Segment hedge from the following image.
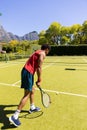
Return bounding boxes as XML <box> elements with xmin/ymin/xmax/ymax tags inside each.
<box><xmin>49</xmin><ymin>45</ymin><xmax>87</xmax><ymax>56</ymax></box>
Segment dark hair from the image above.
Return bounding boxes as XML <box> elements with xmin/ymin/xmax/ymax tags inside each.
<box><xmin>41</xmin><ymin>44</ymin><xmax>51</xmax><ymax>51</ymax></box>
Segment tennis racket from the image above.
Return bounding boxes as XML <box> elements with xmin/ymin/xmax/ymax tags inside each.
<box><xmin>36</xmin><ymin>82</ymin><xmax>51</xmax><ymax>108</ymax></box>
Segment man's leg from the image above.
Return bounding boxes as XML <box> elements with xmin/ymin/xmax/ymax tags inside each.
<box><xmin>30</xmin><ymin>87</ymin><xmax>35</xmax><ymax>105</ymax></box>
<box><xmin>9</xmin><ymin>89</ymin><xmax>30</xmax><ymax>126</ymax></box>
<box><xmin>29</xmin><ymin>87</ymin><xmax>41</xmax><ymax>113</ymax></box>
<box><xmin>18</xmin><ymin>89</ymin><xmax>30</xmax><ymax>110</ymax></box>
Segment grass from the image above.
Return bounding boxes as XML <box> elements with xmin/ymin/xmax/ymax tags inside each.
<box><xmin>0</xmin><ymin>56</ymin><xmax>87</xmax><ymax>130</ymax></box>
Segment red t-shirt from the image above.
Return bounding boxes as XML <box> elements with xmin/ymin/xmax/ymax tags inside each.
<box><xmin>24</xmin><ymin>50</ymin><xmax>43</xmax><ymax>75</ymax></box>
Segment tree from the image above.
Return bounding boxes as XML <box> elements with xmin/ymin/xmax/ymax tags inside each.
<box><xmin>38</xmin><ymin>30</ymin><xmax>48</xmax><ymax>45</ymax></box>
<box><xmin>45</xmin><ymin>22</ymin><xmax>61</xmax><ymax>45</ymax></box>
<box><xmin>81</xmin><ymin>20</ymin><xmax>87</xmax><ymax>44</ymax></box>
<box><xmin>60</xmin><ymin>26</ymin><xmax>71</xmax><ymax>45</ymax></box>
<box><xmin>70</xmin><ymin>24</ymin><xmax>82</xmax><ymax>44</ymax></box>
<box><xmin>9</xmin><ymin>40</ymin><xmax>19</xmax><ymax>52</ymax></box>
<box><xmin>9</xmin><ymin>40</ymin><xmax>19</xmax><ymax>46</ymax></box>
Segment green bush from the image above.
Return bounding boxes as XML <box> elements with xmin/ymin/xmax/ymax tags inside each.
<box><xmin>49</xmin><ymin>45</ymin><xmax>87</xmax><ymax>56</ymax></box>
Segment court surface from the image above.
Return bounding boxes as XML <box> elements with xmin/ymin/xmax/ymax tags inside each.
<box><xmin>0</xmin><ymin>56</ymin><xmax>87</xmax><ymax>130</ymax></box>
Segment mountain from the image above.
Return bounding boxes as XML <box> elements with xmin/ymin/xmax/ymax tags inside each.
<box><xmin>0</xmin><ymin>25</ymin><xmax>39</xmax><ymax>42</ymax></box>
<box><xmin>0</xmin><ymin>25</ymin><xmax>11</xmax><ymax>42</ymax></box>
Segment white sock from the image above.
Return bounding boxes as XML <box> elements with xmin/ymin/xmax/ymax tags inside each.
<box><xmin>13</xmin><ymin>110</ymin><xmax>21</xmax><ymax>119</ymax></box>
<box><xmin>30</xmin><ymin>103</ymin><xmax>35</xmax><ymax>110</ymax></box>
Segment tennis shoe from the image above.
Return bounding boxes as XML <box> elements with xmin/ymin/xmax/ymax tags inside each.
<box><xmin>9</xmin><ymin>116</ymin><xmax>21</xmax><ymax>127</ymax></box>
<box><xmin>29</xmin><ymin>107</ymin><xmax>41</xmax><ymax>114</ymax></box>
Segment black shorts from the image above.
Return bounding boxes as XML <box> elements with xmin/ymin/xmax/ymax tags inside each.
<box><xmin>21</xmin><ymin>68</ymin><xmax>34</xmax><ymax>91</ymax></box>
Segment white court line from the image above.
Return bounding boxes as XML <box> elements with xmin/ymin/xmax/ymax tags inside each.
<box><xmin>0</xmin><ymin>63</ymin><xmax>9</xmax><ymax>67</ymax></box>
<box><xmin>0</xmin><ymin>82</ymin><xmax>87</xmax><ymax>99</ymax></box>
<box><xmin>82</xmin><ymin>57</ymin><xmax>87</xmax><ymax>63</ymax></box>
<box><xmin>0</xmin><ymin>63</ymin><xmax>10</xmax><ymax>67</ymax></box>
<box><xmin>0</xmin><ymin>63</ymin><xmax>20</xmax><ymax>68</ymax></box>
<box><xmin>12</xmin><ymin>59</ymin><xmax>59</xmax><ymax>86</ymax></box>
<box><xmin>44</xmin><ymin>89</ymin><xmax>87</xmax><ymax>98</ymax></box>
<box><xmin>1</xmin><ymin>58</ymin><xmax>87</xmax><ymax>98</ymax></box>
<box><xmin>42</xmin><ymin>60</ymin><xmax>58</xmax><ymax>69</ymax></box>
<box><xmin>0</xmin><ymin>82</ymin><xmax>19</xmax><ymax>87</ymax></box>
<box><xmin>12</xmin><ymin>80</ymin><xmax>21</xmax><ymax>86</ymax></box>
<box><xmin>0</xmin><ymin>61</ymin><xmax>24</xmax><ymax>69</ymax></box>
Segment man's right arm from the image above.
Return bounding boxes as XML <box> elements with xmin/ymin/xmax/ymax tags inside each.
<box><xmin>36</xmin><ymin>53</ymin><xmax>45</xmax><ymax>86</ymax></box>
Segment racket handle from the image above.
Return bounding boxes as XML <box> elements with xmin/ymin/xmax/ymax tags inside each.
<box><xmin>36</xmin><ymin>82</ymin><xmax>42</xmax><ymax>91</ymax></box>
<box><xmin>36</xmin><ymin>81</ymin><xmax>40</xmax><ymax>87</ymax></box>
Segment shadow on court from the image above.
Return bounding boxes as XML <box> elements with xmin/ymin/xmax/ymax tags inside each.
<box><xmin>65</xmin><ymin>68</ymin><xmax>87</xmax><ymax>71</ymax></box>
<box><xmin>0</xmin><ymin>104</ymin><xmax>17</xmax><ymax>129</ymax></box>
<box><xmin>0</xmin><ymin>104</ymin><xmax>43</xmax><ymax>129</ymax></box>
<box><xmin>19</xmin><ymin>110</ymin><xmax>43</xmax><ymax>119</ymax></box>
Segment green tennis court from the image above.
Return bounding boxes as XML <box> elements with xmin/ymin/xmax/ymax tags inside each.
<box><xmin>0</xmin><ymin>56</ymin><xmax>87</xmax><ymax>130</ymax></box>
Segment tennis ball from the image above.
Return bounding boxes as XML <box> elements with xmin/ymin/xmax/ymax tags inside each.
<box><xmin>56</xmin><ymin>92</ymin><xmax>59</xmax><ymax>95</ymax></box>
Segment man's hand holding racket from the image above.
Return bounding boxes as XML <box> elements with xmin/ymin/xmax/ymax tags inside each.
<box><xmin>36</xmin><ymin>80</ymin><xmax>41</xmax><ymax>87</ymax></box>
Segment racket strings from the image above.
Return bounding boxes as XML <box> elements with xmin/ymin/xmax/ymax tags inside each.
<box><xmin>42</xmin><ymin>93</ymin><xmax>50</xmax><ymax>107</ymax></box>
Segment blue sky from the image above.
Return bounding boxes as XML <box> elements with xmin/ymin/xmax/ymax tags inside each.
<box><xmin>0</xmin><ymin>0</ymin><xmax>87</xmax><ymax>36</ymax></box>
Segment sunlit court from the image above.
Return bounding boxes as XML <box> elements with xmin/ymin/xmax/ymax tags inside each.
<box><xmin>0</xmin><ymin>56</ymin><xmax>87</xmax><ymax>130</ymax></box>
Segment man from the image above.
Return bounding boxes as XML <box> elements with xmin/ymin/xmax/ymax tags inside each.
<box><xmin>9</xmin><ymin>44</ymin><xmax>51</xmax><ymax>127</ymax></box>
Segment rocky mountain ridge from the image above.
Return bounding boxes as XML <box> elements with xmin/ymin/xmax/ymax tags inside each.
<box><xmin>0</xmin><ymin>25</ymin><xmax>39</xmax><ymax>42</ymax></box>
